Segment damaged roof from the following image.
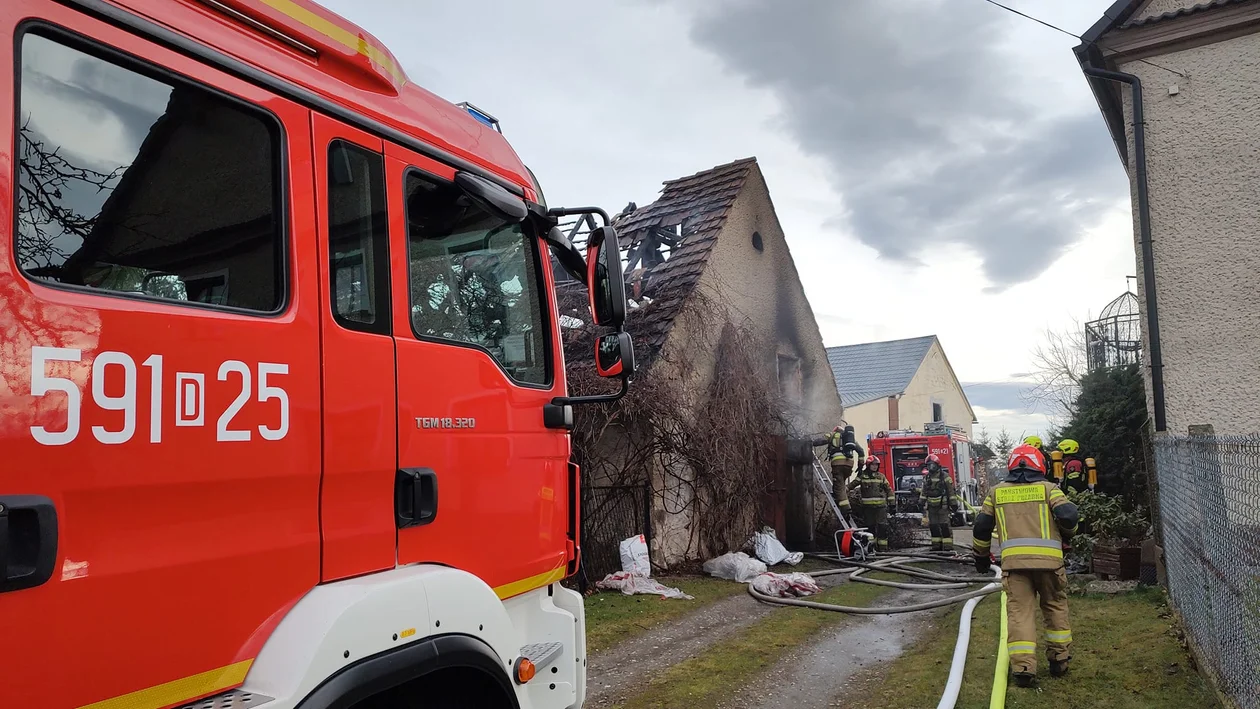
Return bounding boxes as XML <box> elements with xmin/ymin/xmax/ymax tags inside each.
<box><xmin>826</xmin><ymin>336</ymin><xmax>937</xmax><ymax>407</ymax></box>
<box><xmin>610</xmin><ymin>157</ymin><xmax>758</xmax><ymax>354</ymax></box>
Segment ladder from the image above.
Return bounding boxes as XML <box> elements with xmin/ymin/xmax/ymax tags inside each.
<box><xmin>812</xmin><ymin>454</ymin><xmax>852</xmax><ymax>530</ymax></box>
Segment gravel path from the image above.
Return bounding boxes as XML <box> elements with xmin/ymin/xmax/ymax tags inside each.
<box><xmin>583</xmin><ymin>591</ymin><xmax>778</xmax><ymax>707</ymax></box>
<box><xmin>717</xmin><ymin>590</ymin><xmax>944</xmax><ymax>709</ymax></box>
<box><xmin>584</xmin><ymin>573</ymin><xmax>853</xmax><ymax>708</ymax></box>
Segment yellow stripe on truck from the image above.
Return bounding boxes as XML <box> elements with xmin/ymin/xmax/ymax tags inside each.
<box><xmin>78</xmin><ymin>660</ymin><xmax>252</xmax><ymax>709</ymax></box>
<box><xmin>257</xmin><ymin>0</ymin><xmax>407</xmax><ymax>85</ymax></box>
<box><xmin>493</xmin><ymin>565</ymin><xmax>567</xmax><ymax>600</ymax></box>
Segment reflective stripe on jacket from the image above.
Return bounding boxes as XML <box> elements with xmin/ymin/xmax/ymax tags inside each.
<box><xmin>980</xmin><ymin>481</ymin><xmax>1071</xmax><ymax>570</ymax></box>
<box><xmin>849</xmin><ymin>470</ymin><xmax>894</xmax><ymax>506</ymax></box>
<box><xmin>922</xmin><ymin>471</ymin><xmax>954</xmax><ymax>509</ymax></box>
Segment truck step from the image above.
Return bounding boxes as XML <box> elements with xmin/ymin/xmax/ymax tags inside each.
<box><xmin>177</xmin><ymin>690</ymin><xmax>274</xmax><ymax>709</ymax></box>
<box><xmin>519</xmin><ymin>641</ymin><xmax>564</xmax><ymax>670</ymax></box>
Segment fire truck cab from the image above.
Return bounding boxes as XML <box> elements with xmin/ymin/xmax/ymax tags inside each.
<box><xmin>0</xmin><ymin>1</ymin><xmax>631</xmax><ymax>707</ymax></box>
<box><xmin>867</xmin><ymin>423</ymin><xmax>977</xmax><ymax>521</ymax></box>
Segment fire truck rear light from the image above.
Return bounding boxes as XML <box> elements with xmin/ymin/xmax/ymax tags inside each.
<box><xmin>514</xmin><ymin>658</ymin><xmax>536</xmax><ymax>684</ymax></box>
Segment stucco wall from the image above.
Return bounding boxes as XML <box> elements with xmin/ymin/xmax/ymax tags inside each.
<box><xmin>645</xmin><ymin>164</ymin><xmax>846</xmax><ymax>564</ymax></box>
<box><xmin>1133</xmin><ymin>0</ymin><xmax>1199</xmax><ymax>22</ymax></box>
<box><xmin>1116</xmin><ymin>31</ymin><xmax>1260</xmax><ymax>434</ymax></box>
<box><xmin>696</xmin><ymin>164</ymin><xmax>846</xmax><ymax>438</ymax></box>
<box><xmin>899</xmin><ymin>342</ymin><xmax>975</xmax><ymax>440</ymax></box>
<box><xmin>844</xmin><ymin>398</ymin><xmax>893</xmax><ymax>453</ymax></box>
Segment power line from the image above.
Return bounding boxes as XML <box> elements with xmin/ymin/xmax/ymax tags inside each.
<box><xmin>979</xmin><ymin>0</ymin><xmax>1080</xmax><ymax>41</ymax></box>
<box><xmin>976</xmin><ymin>0</ymin><xmax>1188</xmax><ymax>79</ymax></box>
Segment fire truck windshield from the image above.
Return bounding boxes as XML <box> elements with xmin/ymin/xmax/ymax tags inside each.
<box><xmin>405</xmin><ymin>171</ymin><xmax>551</xmax><ymax>385</ymax></box>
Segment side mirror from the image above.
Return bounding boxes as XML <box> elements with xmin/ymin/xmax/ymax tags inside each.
<box><xmin>454</xmin><ymin>171</ymin><xmax>528</xmax><ymax>223</ymax></box>
<box><xmin>595</xmin><ymin>332</ymin><xmax>635</xmax><ymax>379</ymax></box>
<box><xmin>546</xmin><ymin>226</ymin><xmax>588</xmax><ymax>285</ymax></box>
<box><xmin>586</xmin><ymin>225</ymin><xmax>626</xmax><ymax>328</ymax></box>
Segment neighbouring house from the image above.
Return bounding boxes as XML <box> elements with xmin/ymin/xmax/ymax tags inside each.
<box><xmin>825</xmin><ymin>335</ymin><xmax>976</xmax><ymax>448</ymax></box>
<box><xmin>1077</xmin><ymin>6</ymin><xmax>1260</xmax><ymax>704</ymax></box>
<box><xmin>1076</xmin><ymin>0</ymin><xmax>1260</xmax><ymax>435</ymax></box>
<box><xmin>559</xmin><ymin>157</ymin><xmax>845</xmax><ymax>570</ymax></box>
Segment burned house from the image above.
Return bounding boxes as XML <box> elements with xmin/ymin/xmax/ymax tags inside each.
<box><xmin>558</xmin><ymin>158</ymin><xmax>844</xmax><ymax>570</ymax></box>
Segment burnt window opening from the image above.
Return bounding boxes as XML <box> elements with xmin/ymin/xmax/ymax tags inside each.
<box><xmin>777</xmin><ymin>354</ymin><xmax>802</xmax><ymax>405</ymax></box>
<box><xmin>752</xmin><ymin>231</ymin><xmax>764</xmax><ymax>252</ymax></box>
<box><xmin>932</xmin><ymin>402</ymin><xmax>944</xmax><ymax>423</ymax></box>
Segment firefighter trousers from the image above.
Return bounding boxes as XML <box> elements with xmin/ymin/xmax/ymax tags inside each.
<box><xmin>1003</xmin><ymin>568</ymin><xmax>1072</xmax><ymax>675</ymax></box>
<box><xmin>927</xmin><ymin>506</ymin><xmax>952</xmax><ymax>551</ymax></box>
<box><xmin>856</xmin><ymin>505</ymin><xmax>890</xmax><ymax>551</ymax></box>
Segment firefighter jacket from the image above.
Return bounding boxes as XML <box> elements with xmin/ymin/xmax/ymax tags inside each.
<box><xmin>972</xmin><ymin>471</ymin><xmax>1079</xmax><ymax>571</ymax></box>
<box><xmin>826</xmin><ymin>431</ymin><xmax>846</xmax><ymax>463</ymax></box>
<box><xmin>922</xmin><ymin>468</ymin><xmax>955</xmax><ymax>510</ymax></box>
<box><xmin>848</xmin><ymin>468</ymin><xmax>895</xmax><ymax>508</ymax></box>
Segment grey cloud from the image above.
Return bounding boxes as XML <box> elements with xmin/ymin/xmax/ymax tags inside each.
<box><xmin>688</xmin><ymin>0</ymin><xmax>1125</xmax><ymax>288</ymax></box>
<box><xmin>962</xmin><ymin>381</ymin><xmax>1034</xmax><ymax>412</ymax></box>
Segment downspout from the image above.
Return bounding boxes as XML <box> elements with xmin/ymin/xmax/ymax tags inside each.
<box><xmin>1081</xmin><ymin>66</ymin><xmax>1167</xmax><ymax>432</ymax></box>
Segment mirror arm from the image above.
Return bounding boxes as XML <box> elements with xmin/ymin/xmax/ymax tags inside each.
<box><xmin>551</xmin><ymin>376</ymin><xmax>629</xmax><ymax>406</ymax></box>
<box><xmin>547</xmin><ymin>206</ymin><xmax>611</xmax><ymax>226</ymax></box>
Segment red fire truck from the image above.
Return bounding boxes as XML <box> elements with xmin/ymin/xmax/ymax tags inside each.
<box><xmin>0</xmin><ymin>1</ymin><xmax>633</xmax><ymax>707</ymax></box>
<box><xmin>867</xmin><ymin>423</ymin><xmax>977</xmax><ymax>519</ymax></box>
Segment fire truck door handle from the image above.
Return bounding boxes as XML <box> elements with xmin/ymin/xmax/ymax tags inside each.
<box><xmin>395</xmin><ymin>469</ymin><xmax>438</xmax><ymax>529</ymax></box>
<box><xmin>0</xmin><ymin>495</ymin><xmax>58</xmax><ymax>594</ymax></box>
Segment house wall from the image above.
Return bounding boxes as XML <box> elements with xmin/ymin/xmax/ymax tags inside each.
<box><xmin>694</xmin><ymin>164</ymin><xmax>846</xmax><ymax>438</ymax></box>
<box><xmin>844</xmin><ymin>398</ymin><xmax>894</xmax><ymax>454</ymax></box>
<box><xmin>645</xmin><ymin>165</ymin><xmax>846</xmax><ymax>565</ymax></box>
<box><xmin>900</xmin><ymin>342</ymin><xmax>975</xmax><ymax>440</ymax></box>
<box><xmin>1115</xmin><ymin>30</ymin><xmax>1260</xmax><ymax>434</ymax></box>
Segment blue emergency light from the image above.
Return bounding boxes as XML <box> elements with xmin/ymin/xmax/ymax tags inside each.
<box><xmin>456</xmin><ymin>102</ymin><xmax>502</xmax><ymax>133</ymax></box>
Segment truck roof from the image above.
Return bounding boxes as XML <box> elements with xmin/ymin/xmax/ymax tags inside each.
<box><xmin>111</xmin><ymin>0</ymin><xmax>536</xmax><ymax>197</ymax></box>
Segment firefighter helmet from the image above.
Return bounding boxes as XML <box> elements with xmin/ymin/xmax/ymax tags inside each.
<box><xmin>1058</xmin><ymin>439</ymin><xmax>1080</xmax><ymax>455</ymax></box>
<box><xmin>1023</xmin><ymin>435</ymin><xmax>1043</xmax><ymax>449</ymax></box>
<box><xmin>1008</xmin><ymin>444</ymin><xmax>1046</xmax><ymax>474</ymax></box>
<box><xmin>926</xmin><ymin>453</ymin><xmax>941</xmax><ymax>466</ymax></box>
<box><xmin>867</xmin><ymin>455</ymin><xmax>881</xmax><ymax>471</ymax></box>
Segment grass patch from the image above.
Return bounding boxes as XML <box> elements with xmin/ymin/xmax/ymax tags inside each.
<box><xmin>852</xmin><ymin>585</ymin><xmax>1220</xmax><ymax>709</ymax></box>
<box><xmin>614</xmin><ymin>576</ymin><xmax>896</xmax><ymax>709</ymax></box>
<box><xmin>584</xmin><ymin>575</ymin><xmax>747</xmax><ymax>654</ymax></box>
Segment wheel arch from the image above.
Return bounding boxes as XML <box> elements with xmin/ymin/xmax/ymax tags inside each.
<box><xmin>295</xmin><ymin>633</ymin><xmax>519</xmax><ymax>709</ymax></box>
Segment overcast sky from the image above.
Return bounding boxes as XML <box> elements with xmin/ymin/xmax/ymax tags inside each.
<box><xmin>325</xmin><ymin>0</ymin><xmax>1136</xmax><ymax>438</ymax></box>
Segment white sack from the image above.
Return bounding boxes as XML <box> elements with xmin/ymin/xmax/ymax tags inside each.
<box><xmin>596</xmin><ymin>571</ymin><xmax>694</xmax><ymax>600</ymax></box>
<box><xmin>784</xmin><ymin>551</ymin><xmax>805</xmax><ymax>565</ymax></box>
<box><xmin>751</xmin><ymin>572</ymin><xmax>823</xmax><ymax>598</ymax></box>
<box><xmin>752</xmin><ymin>527</ymin><xmax>791</xmax><ymax>566</ymax></box>
<box><xmin>702</xmin><ymin>551</ymin><xmax>767</xmax><ymax>583</ymax></box>
<box><xmin>619</xmin><ymin>534</ymin><xmax>651</xmax><ymax>577</ymax></box>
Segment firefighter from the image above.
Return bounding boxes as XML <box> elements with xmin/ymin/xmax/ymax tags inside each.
<box><xmin>974</xmin><ymin>444</ymin><xmax>1080</xmax><ymax>688</ymax></box>
<box><xmin>848</xmin><ymin>455</ymin><xmax>895</xmax><ymax>552</ymax></box>
<box><xmin>1057</xmin><ymin>439</ymin><xmax>1092</xmax><ymax>493</ymax></box>
<box><xmin>921</xmin><ymin>453</ymin><xmax>957</xmax><ymax>552</ymax></box>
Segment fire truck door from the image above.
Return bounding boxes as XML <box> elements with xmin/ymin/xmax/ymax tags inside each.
<box><xmin>312</xmin><ymin>115</ymin><xmax>397</xmax><ymax>580</ymax></box>
<box><xmin>385</xmin><ymin>144</ymin><xmax>569</xmax><ymax>597</ymax></box>
<box><xmin>1</xmin><ymin>12</ymin><xmax>321</xmax><ymax>706</ymax></box>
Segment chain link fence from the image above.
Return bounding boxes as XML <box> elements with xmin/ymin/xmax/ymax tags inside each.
<box><xmin>1154</xmin><ymin>435</ymin><xmax>1260</xmax><ymax>708</ymax></box>
<box><xmin>577</xmin><ymin>484</ymin><xmax>652</xmax><ymax>591</ymax></box>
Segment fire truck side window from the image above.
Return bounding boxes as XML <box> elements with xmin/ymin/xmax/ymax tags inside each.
<box><xmin>328</xmin><ymin>141</ymin><xmax>389</xmax><ymax>333</ymax></box>
<box><xmin>14</xmin><ymin>31</ymin><xmax>284</xmax><ymax>312</ymax></box>
<box><xmin>404</xmin><ymin>171</ymin><xmax>550</xmax><ymax>386</ymax></box>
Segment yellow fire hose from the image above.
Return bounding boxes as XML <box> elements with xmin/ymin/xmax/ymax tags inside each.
<box><xmin>990</xmin><ymin>590</ymin><xmax>1009</xmax><ymax>708</ymax></box>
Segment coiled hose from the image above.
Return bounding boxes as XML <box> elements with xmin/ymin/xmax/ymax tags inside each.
<box><xmin>747</xmin><ymin>552</ymin><xmax>999</xmax><ymax>614</ymax></box>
